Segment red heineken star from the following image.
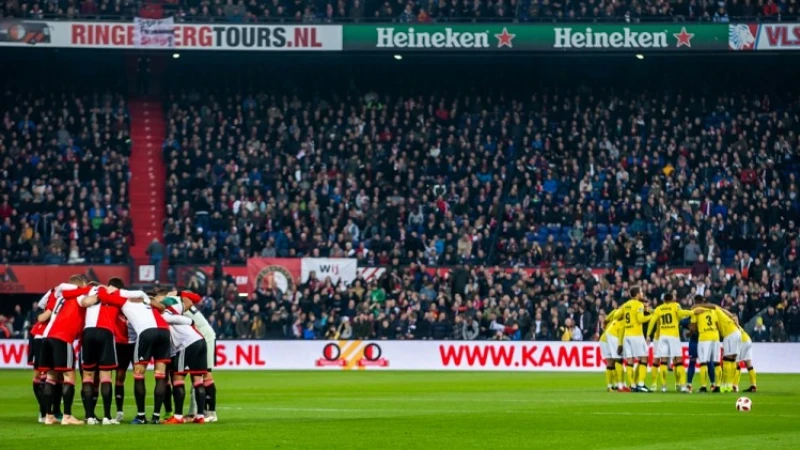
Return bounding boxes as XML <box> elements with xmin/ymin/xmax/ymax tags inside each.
<box><xmin>495</xmin><ymin>27</ymin><xmax>515</xmax><ymax>48</ymax></box>
<box><xmin>674</xmin><ymin>27</ymin><xmax>694</xmax><ymax>48</ymax></box>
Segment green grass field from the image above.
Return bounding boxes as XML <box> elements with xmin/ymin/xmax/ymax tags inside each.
<box><xmin>0</xmin><ymin>371</ymin><xmax>798</xmax><ymax>449</ymax></box>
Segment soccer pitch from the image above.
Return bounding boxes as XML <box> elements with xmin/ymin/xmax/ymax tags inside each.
<box><xmin>1</xmin><ymin>371</ymin><xmax>799</xmax><ymax>449</ymax></box>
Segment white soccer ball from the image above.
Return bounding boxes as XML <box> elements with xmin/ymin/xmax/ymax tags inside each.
<box><xmin>736</xmin><ymin>397</ymin><xmax>752</xmax><ymax>412</ymax></box>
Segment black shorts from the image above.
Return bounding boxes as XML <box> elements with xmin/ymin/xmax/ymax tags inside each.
<box><xmin>39</xmin><ymin>338</ymin><xmax>75</xmax><ymax>372</ymax></box>
<box><xmin>28</xmin><ymin>337</ymin><xmax>42</xmax><ymax>368</ymax></box>
<box><xmin>171</xmin><ymin>340</ymin><xmax>208</xmax><ymax>375</ymax></box>
<box><xmin>82</xmin><ymin>328</ymin><xmax>117</xmax><ymax>370</ymax></box>
<box><xmin>116</xmin><ymin>343</ymin><xmax>135</xmax><ymax>371</ymax></box>
<box><xmin>135</xmin><ymin>328</ymin><xmax>171</xmax><ymax>365</ymax></box>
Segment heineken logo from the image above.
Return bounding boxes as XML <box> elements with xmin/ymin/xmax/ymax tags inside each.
<box><xmin>376</xmin><ymin>27</ymin><xmax>516</xmax><ymax>49</ymax></box>
<box><xmin>553</xmin><ymin>27</ymin><xmax>695</xmax><ymax>49</ymax></box>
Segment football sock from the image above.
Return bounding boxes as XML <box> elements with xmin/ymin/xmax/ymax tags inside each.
<box><xmin>650</xmin><ymin>364</ymin><xmax>660</xmax><ymax>386</ymax></box>
<box><xmin>92</xmin><ymin>376</ymin><xmax>99</xmax><ymax>408</ymax></box>
<box><xmin>707</xmin><ymin>360</ymin><xmax>716</xmax><ymax>385</ymax></box>
<box><xmin>101</xmin><ymin>382</ymin><xmax>112</xmax><ymax>419</ymax></box>
<box><xmin>748</xmin><ymin>366</ymin><xmax>757</xmax><ymax>387</ymax></box>
<box><xmin>205</xmin><ymin>382</ymin><xmax>216</xmax><ymax>412</ymax></box>
<box><xmin>134</xmin><ymin>376</ymin><xmax>146</xmax><ymax>416</ymax></box>
<box><xmin>173</xmin><ymin>383</ymin><xmax>185</xmax><ymax>416</ymax></box>
<box><xmin>675</xmin><ymin>362</ymin><xmax>686</xmax><ymax>386</ymax></box>
<box><xmin>614</xmin><ymin>362</ymin><xmax>624</xmax><ymax>388</ymax></box>
<box><xmin>81</xmin><ymin>381</ymin><xmax>95</xmax><ymax>418</ymax></box>
<box><xmin>164</xmin><ymin>383</ymin><xmax>173</xmax><ymax>414</ymax></box>
<box><xmin>659</xmin><ymin>364</ymin><xmax>668</xmax><ymax>387</ymax></box>
<box><xmin>714</xmin><ymin>363</ymin><xmax>721</xmax><ymax>385</ymax></box>
<box><xmin>33</xmin><ymin>379</ymin><xmax>42</xmax><ymax>416</ymax></box>
<box><xmin>153</xmin><ymin>376</ymin><xmax>167</xmax><ymax>417</ymax></box>
<box><xmin>62</xmin><ymin>381</ymin><xmax>75</xmax><ymax>416</ymax></box>
<box><xmin>733</xmin><ymin>364</ymin><xmax>742</xmax><ymax>387</ymax></box>
<box><xmin>636</xmin><ymin>363</ymin><xmax>647</xmax><ymax>386</ymax></box>
<box><xmin>42</xmin><ymin>380</ymin><xmax>55</xmax><ymax>416</ymax></box>
<box><xmin>605</xmin><ymin>368</ymin><xmax>613</xmax><ymax>387</ymax></box>
<box><xmin>700</xmin><ymin>365</ymin><xmax>708</xmax><ymax>387</ymax></box>
<box><xmin>723</xmin><ymin>360</ymin><xmax>734</xmax><ymax>388</ymax></box>
<box><xmin>687</xmin><ymin>360</ymin><xmax>696</xmax><ymax>385</ymax></box>
<box><xmin>115</xmin><ymin>383</ymin><xmax>125</xmax><ymax>412</ymax></box>
<box><xmin>53</xmin><ymin>382</ymin><xmax>63</xmax><ymax>415</ymax></box>
<box><xmin>626</xmin><ymin>365</ymin><xmax>634</xmax><ymax>387</ymax></box>
<box><xmin>194</xmin><ymin>383</ymin><xmax>207</xmax><ymax>418</ymax></box>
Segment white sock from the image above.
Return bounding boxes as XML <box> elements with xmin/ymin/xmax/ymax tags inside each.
<box><xmin>175</xmin><ymin>414</ymin><xmax>183</xmax><ymax>420</ymax></box>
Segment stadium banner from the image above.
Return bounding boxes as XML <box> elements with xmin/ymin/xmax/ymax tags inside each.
<box><xmin>728</xmin><ymin>23</ymin><xmax>800</xmax><ymax>51</ymax></box>
<box><xmin>343</xmin><ymin>24</ymin><xmax>727</xmax><ymax>51</ymax></box>
<box><xmin>0</xmin><ymin>20</ymin><xmax>342</xmax><ymax>50</ymax></box>
<box><xmin>176</xmin><ymin>265</ymin><xmax>735</xmax><ymax>293</ymax></box>
<box><xmin>0</xmin><ymin>265</ymin><xmax>129</xmax><ymax>294</ymax></box>
<box><xmin>2</xmin><ymin>340</ymin><xmax>798</xmax><ymax>372</ymax></box>
<box><xmin>246</xmin><ymin>258</ymin><xmax>358</xmax><ymax>293</ymax></box>
<box><xmin>133</xmin><ymin>16</ymin><xmax>175</xmax><ymax>48</ymax></box>
<box><xmin>300</xmin><ymin>258</ymin><xmax>357</xmax><ymax>284</ymax></box>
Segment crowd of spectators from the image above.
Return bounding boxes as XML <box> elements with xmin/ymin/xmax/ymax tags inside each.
<box><xmin>1</xmin><ymin>0</ymin><xmax>795</xmax><ymax>22</ymax></box>
<box><xmin>183</xmin><ymin>263</ymin><xmax>800</xmax><ymax>342</ymax></box>
<box><xmin>158</xmin><ymin>60</ymin><xmax>800</xmax><ymax>341</ymax></box>
<box><xmin>0</xmin><ymin>88</ymin><xmax>132</xmax><ymax>265</ymax></box>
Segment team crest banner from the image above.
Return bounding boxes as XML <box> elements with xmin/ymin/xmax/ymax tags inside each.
<box><xmin>247</xmin><ymin>258</ymin><xmax>358</xmax><ymax>295</ymax></box>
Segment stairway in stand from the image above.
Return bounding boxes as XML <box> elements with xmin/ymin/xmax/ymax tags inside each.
<box><xmin>128</xmin><ymin>99</ymin><xmax>166</xmax><ymax>273</ymax></box>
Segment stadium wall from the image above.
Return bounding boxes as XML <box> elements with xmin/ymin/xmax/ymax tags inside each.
<box><xmin>2</xmin><ymin>340</ymin><xmax>798</xmax><ymax>373</ymax></box>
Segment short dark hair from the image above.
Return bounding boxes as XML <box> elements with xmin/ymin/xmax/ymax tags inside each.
<box><xmin>694</xmin><ymin>295</ymin><xmax>705</xmax><ymax>304</ymax></box>
<box><xmin>630</xmin><ymin>286</ymin><xmax>641</xmax><ymax>298</ymax></box>
<box><xmin>107</xmin><ymin>277</ymin><xmax>125</xmax><ymax>289</ymax></box>
<box><xmin>664</xmin><ymin>293</ymin><xmax>674</xmax><ymax>302</ymax></box>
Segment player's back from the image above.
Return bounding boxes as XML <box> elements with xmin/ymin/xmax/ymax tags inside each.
<box><xmin>185</xmin><ymin>306</ymin><xmax>215</xmax><ymax>340</ymax></box>
<box><xmin>619</xmin><ymin>299</ymin><xmax>646</xmax><ymax>336</ymax></box>
<box><xmin>44</xmin><ymin>287</ymin><xmax>89</xmax><ymax>342</ymax></box>
<box><xmin>714</xmin><ymin>308</ymin><xmax>738</xmax><ymax>337</ymax></box>
<box><xmin>693</xmin><ymin>309</ymin><xmax>719</xmax><ymax>341</ymax></box>
<box><xmin>654</xmin><ymin>302</ymin><xmax>684</xmax><ymax>338</ymax></box>
<box><xmin>122</xmin><ymin>301</ymin><xmax>167</xmax><ymax>335</ymax></box>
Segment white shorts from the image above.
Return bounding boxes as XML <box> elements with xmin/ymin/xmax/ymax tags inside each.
<box><xmin>601</xmin><ymin>334</ymin><xmax>620</xmax><ymax>360</ymax></box>
<box><xmin>722</xmin><ymin>331</ymin><xmax>741</xmax><ymax>357</ymax></box>
<box><xmin>737</xmin><ymin>341</ymin><xmax>752</xmax><ymax>363</ymax></box>
<box><xmin>697</xmin><ymin>341</ymin><xmax>717</xmax><ymax>363</ymax></box>
<box><xmin>623</xmin><ymin>336</ymin><xmax>648</xmax><ymax>359</ymax></box>
<box><xmin>656</xmin><ymin>336</ymin><xmax>682</xmax><ymax>359</ymax></box>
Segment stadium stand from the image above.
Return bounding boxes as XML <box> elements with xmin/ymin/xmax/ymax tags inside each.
<box><xmin>0</xmin><ymin>86</ymin><xmax>132</xmax><ymax>265</ymax></box>
<box><xmin>159</xmin><ymin>57</ymin><xmax>800</xmax><ymax>341</ymax></box>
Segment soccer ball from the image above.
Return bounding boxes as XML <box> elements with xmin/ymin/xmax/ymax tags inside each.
<box><xmin>736</xmin><ymin>397</ymin><xmax>752</xmax><ymax>412</ymax></box>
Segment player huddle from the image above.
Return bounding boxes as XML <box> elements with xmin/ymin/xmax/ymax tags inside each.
<box><xmin>28</xmin><ymin>275</ymin><xmax>219</xmax><ymax>425</ymax></box>
<box><xmin>599</xmin><ymin>287</ymin><xmax>758</xmax><ymax>394</ymax></box>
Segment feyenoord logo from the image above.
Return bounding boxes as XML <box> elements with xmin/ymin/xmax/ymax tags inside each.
<box><xmin>255</xmin><ymin>265</ymin><xmax>295</xmax><ymax>293</ymax></box>
<box><xmin>316</xmin><ymin>342</ymin><xmax>389</xmax><ymax>369</ymax></box>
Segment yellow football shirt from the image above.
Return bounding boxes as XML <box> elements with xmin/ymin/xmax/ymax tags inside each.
<box><xmin>616</xmin><ymin>299</ymin><xmax>650</xmax><ymax>337</ymax></box>
<box><xmin>739</xmin><ymin>326</ymin><xmax>751</xmax><ymax>343</ymax></box>
<box><xmin>714</xmin><ymin>308</ymin><xmax>739</xmax><ymax>338</ymax></box>
<box><xmin>647</xmin><ymin>302</ymin><xmax>693</xmax><ymax>338</ymax></box>
<box><xmin>692</xmin><ymin>309</ymin><xmax>720</xmax><ymax>342</ymax></box>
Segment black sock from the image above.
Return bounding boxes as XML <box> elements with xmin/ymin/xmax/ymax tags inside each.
<box><xmin>194</xmin><ymin>385</ymin><xmax>206</xmax><ymax>417</ymax></box>
<box><xmin>42</xmin><ymin>381</ymin><xmax>55</xmax><ymax>416</ymax></box>
<box><xmin>81</xmin><ymin>381</ymin><xmax>95</xmax><ymax>419</ymax></box>
<box><xmin>101</xmin><ymin>382</ymin><xmax>112</xmax><ymax>419</ymax></box>
<box><xmin>173</xmin><ymin>385</ymin><xmax>185</xmax><ymax>416</ymax></box>
<box><xmin>115</xmin><ymin>384</ymin><xmax>125</xmax><ymax>413</ymax></box>
<box><xmin>33</xmin><ymin>381</ymin><xmax>42</xmax><ymax>416</ymax></box>
<box><xmin>62</xmin><ymin>383</ymin><xmax>75</xmax><ymax>416</ymax></box>
<box><xmin>153</xmin><ymin>377</ymin><xmax>166</xmax><ymax>418</ymax></box>
<box><xmin>164</xmin><ymin>383</ymin><xmax>173</xmax><ymax>414</ymax></box>
<box><xmin>53</xmin><ymin>382</ymin><xmax>63</xmax><ymax>415</ymax></box>
<box><xmin>134</xmin><ymin>378</ymin><xmax>146</xmax><ymax>416</ymax></box>
<box><xmin>206</xmin><ymin>382</ymin><xmax>216</xmax><ymax>411</ymax></box>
